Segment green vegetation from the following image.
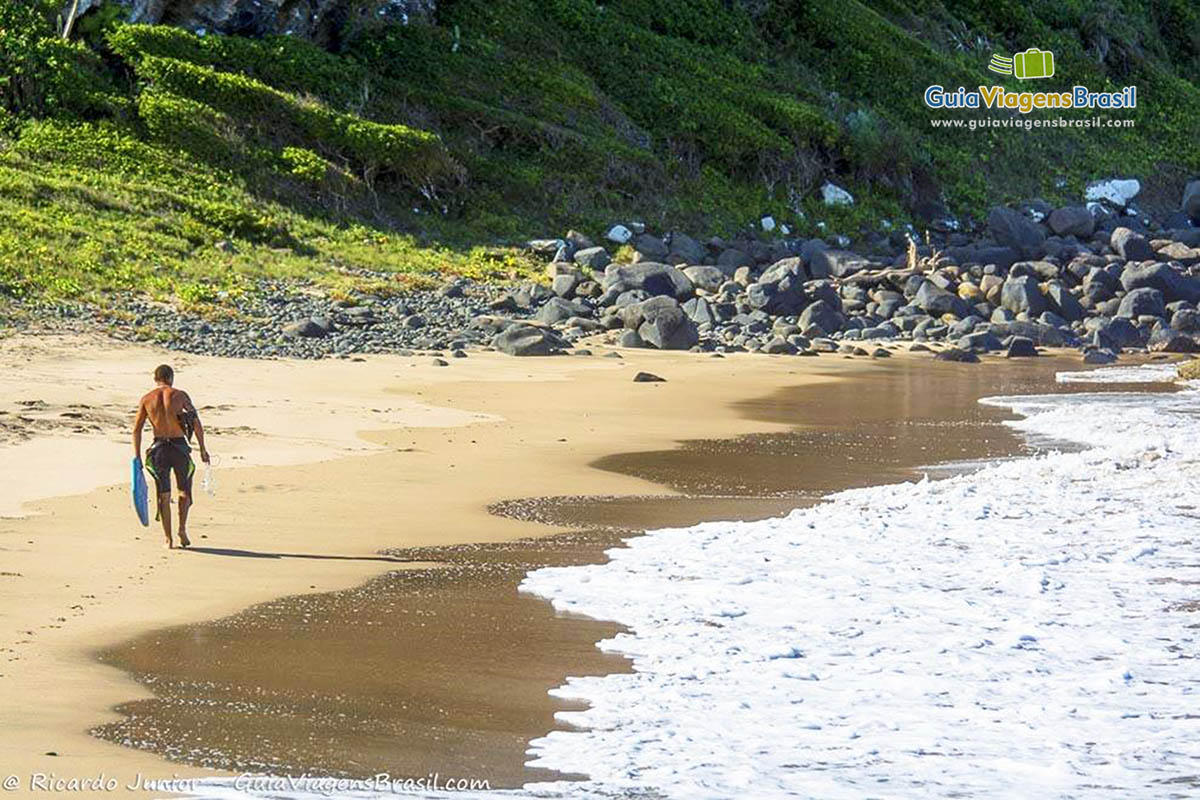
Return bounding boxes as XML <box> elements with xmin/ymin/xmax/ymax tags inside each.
<box><xmin>1</xmin><ymin>0</ymin><xmax>1198</xmax><ymax>303</ymax></box>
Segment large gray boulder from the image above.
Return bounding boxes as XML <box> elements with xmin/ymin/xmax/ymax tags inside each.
<box><xmin>494</xmin><ymin>324</ymin><xmax>566</xmax><ymax>356</ymax></box>
<box><xmin>1046</xmin><ymin>206</ymin><xmax>1094</xmax><ymax>238</ymax></box>
<box><xmin>682</xmin><ymin>296</ymin><xmax>719</xmax><ymax>327</ymax></box>
<box><xmin>987</xmin><ymin>207</ymin><xmax>1045</xmax><ymax>257</ymax></box>
<box><xmin>749</xmin><ymin>258</ymin><xmax>809</xmax><ymax>315</ymax></box>
<box><xmin>1110</xmin><ymin>227</ymin><xmax>1155</xmax><ymax>262</ymax></box>
<box><xmin>536</xmin><ymin>296</ymin><xmax>589</xmax><ymax>324</ymax></box>
<box><xmin>282</xmin><ymin>318</ymin><xmax>329</xmax><ymax>338</ymax></box>
<box><xmin>798</xmin><ymin>300</ymin><xmax>845</xmax><ymax>336</ymax></box>
<box><xmin>913</xmin><ymin>280</ymin><xmax>970</xmax><ymax>318</ymax></box>
<box><xmin>1000</xmin><ymin>274</ymin><xmax>1047</xmax><ymax>316</ymax></box>
<box><xmin>1091</xmin><ymin>316</ymin><xmax>1142</xmax><ymax>348</ymax></box>
<box><xmin>716</xmin><ymin>248</ymin><xmax>753</xmax><ymax>271</ymax></box>
<box><xmin>1116</xmin><ymin>287</ymin><xmax>1166</xmax><ymax>319</ymax></box>
<box><xmin>682</xmin><ymin>265</ymin><xmax>726</xmax><ymax>293</ymax></box>
<box><xmin>1120</xmin><ymin>262</ymin><xmax>1200</xmax><ymax>303</ymax></box>
<box><xmin>668</xmin><ymin>232</ymin><xmax>706</xmax><ymax>265</ymax></box>
<box><xmin>602</xmin><ymin>262</ymin><xmax>693</xmax><ymax>302</ymax></box>
<box><xmin>631</xmin><ymin>296</ymin><xmax>699</xmax><ymax>350</ymax></box>
<box><xmin>573</xmin><ymin>246</ymin><xmax>611</xmax><ymax>271</ymax></box>
<box><xmin>631</xmin><ymin>233</ymin><xmax>669</xmax><ymax>261</ymax></box>
<box><xmin>809</xmin><ymin>249</ymin><xmax>871</xmax><ymax>279</ymax></box>
<box><xmin>1044</xmin><ymin>282</ymin><xmax>1085</xmax><ymax>322</ymax></box>
<box><xmin>990</xmin><ymin>320</ymin><xmax>1071</xmax><ymax>347</ymax></box>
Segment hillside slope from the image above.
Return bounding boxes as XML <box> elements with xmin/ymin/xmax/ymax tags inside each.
<box><xmin>1</xmin><ymin>0</ymin><xmax>1197</xmax><ymax>303</ymax></box>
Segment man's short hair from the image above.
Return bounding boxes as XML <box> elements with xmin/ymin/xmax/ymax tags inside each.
<box><xmin>154</xmin><ymin>364</ymin><xmax>174</xmax><ymax>383</ymax></box>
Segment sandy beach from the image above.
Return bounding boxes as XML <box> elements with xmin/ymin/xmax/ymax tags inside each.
<box><xmin>0</xmin><ymin>331</ymin><xmax>892</xmax><ymax>794</ymax></box>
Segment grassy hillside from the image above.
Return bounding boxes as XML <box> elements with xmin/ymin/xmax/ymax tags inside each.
<box><xmin>1</xmin><ymin>0</ymin><xmax>1198</xmax><ymax>304</ymax></box>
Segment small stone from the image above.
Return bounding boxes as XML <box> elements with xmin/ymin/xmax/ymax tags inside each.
<box><xmin>632</xmin><ymin>371</ymin><xmax>666</xmax><ymax>383</ymax></box>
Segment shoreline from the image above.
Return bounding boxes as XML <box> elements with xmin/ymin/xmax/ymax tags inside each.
<box><xmin>0</xmin><ymin>331</ymin><xmax>1176</xmax><ymax>795</ymax></box>
<box><xmin>0</xmin><ymin>331</ymin><xmax>866</xmax><ymax>795</ymax></box>
<box><xmin>82</xmin><ymin>351</ymin><xmax>1091</xmax><ymax>790</ymax></box>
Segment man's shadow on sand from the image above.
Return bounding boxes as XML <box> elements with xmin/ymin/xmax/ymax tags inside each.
<box><xmin>184</xmin><ymin>546</ymin><xmax>413</xmax><ymax>564</ymax></box>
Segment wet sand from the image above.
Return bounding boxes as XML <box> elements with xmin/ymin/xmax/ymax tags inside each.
<box><xmin>89</xmin><ymin>355</ymin><xmax>1103</xmax><ymax>789</ymax></box>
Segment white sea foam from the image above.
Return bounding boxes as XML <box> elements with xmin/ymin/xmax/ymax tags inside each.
<box><xmin>1055</xmin><ymin>362</ymin><xmax>1182</xmax><ymax>384</ymax></box>
<box><xmin>185</xmin><ymin>366</ymin><xmax>1200</xmax><ymax>800</ymax></box>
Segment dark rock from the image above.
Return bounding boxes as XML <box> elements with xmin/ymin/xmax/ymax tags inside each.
<box><xmin>1172</xmin><ymin>308</ymin><xmax>1199</xmax><ymax>332</ymax></box>
<box><xmin>1083</xmin><ymin>348</ymin><xmax>1118</xmax><ymax>364</ymax></box>
<box><xmin>1120</xmin><ymin>262</ymin><xmax>1200</xmax><ymax>303</ymax></box>
<box><xmin>1005</xmin><ymin>336</ymin><xmax>1038</xmax><ymax>357</ymax></box>
<box><xmin>494</xmin><ymin>325</ymin><xmax>563</xmax><ymax>356</ymax></box>
<box><xmin>934</xmin><ymin>347</ymin><xmax>980</xmax><ymax>363</ymax></box>
<box><xmin>668</xmin><ymin>232</ymin><xmax>706</xmax><ymax>265</ymax></box>
<box><xmin>552</xmin><ymin>273</ymin><xmax>580</xmax><ymax>298</ymax></box>
<box><xmin>1183</xmin><ymin>179</ymin><xmax>1200</xmax><ymax>224</ymax></box>
<box><xmin>762</xmin><ymin>336</ymin><xmax>797</xmax><ymax>355</ymax></box>
<box><xmin>635</xmin><ymin>296</ymin><xmax>699</xmax><ymax>350</ymax></box>
<box><xmin>682</xmin><ymin>296</ymin><xmax>719</xmax><ymax>327</ymax></box>
<box><xmin>1110</xmin><ymin>227</ymin><xmax>1155</xmax><ymax>261</ymax></box>
<box><xmin>282</xmin><ymin>318</ymin><xmax>328</xmax><ymax>338</ymax></box>
<box><xmin>914</xmin><ymin>280</ymin><xmax>971</xmax><ymax>317</ymax></box>
<box><xmin>602</xmin><ymin>263</ymin><xmax>693</xmax><ymax>301</ymax></box>
<box><xmin>632</xmin><ymin>233</ymin><xmax>669</xmax><ymax>260</ymax></box>
<box><xmin>573</xmin><ymin>246</ymin><xmax>611</xmax><ymax>271</ymax></box>
<box><xmin>536</xmin><ymin>297</ymin><xmax>588</xmax><ymax>324</ymax></box>
<box><xmin>682</xmin><ymin>265</ymin><xmax>726</xmax><ymax>292</ymax></box>
<box><xmin>1047</xmin><ymin>206</ymin><xmax>1095</xmax><ymax>238</ymax></box>
<box><xmin>961</xmin><ymin>330</ymin><xmax>1003</xmax><ymax>352</ymax></box>
<box><xmin>632</xmin><ymin>371</ymin><xmax>666</xmax><ymax>383</ymax></box>
<box><xmin>810</xmin><ymin>249</ymin><xmax>871</xmax><ymax>278</ymax></box>
<box><xmin>1148</xmin><ymin>330</ymin><xmax>1199</xmax><ymax>353</ymax></box>
<box><xmin>798</xmin><ymin>300</ymin><xmax>845</xmax><ymax>337</ymax></box>
<box><xmin>1092</xmin><ymin>316</ymin><xmax>1142</xmax><ymax>348</ymax></box>
<box><xmin>1000</xmin><ymin>275</ymin><xmax>1047</xmax><ymax>316</ymax></box>
<box><xmin>1044</xmin><ymin>282</ymin><xmax>1085</xmax><ymax>322</ymax></box>
<box><xmin>716</xmin><ymin>248</ymin><xmax>753</xmax><ymax>271</ymax></box>
<box><xmin>987</xmin><ymin>207</ymin><xmax>1045</xmax><ymax>257</ymax></box>
<box><xmin>1116</xmin><ymin>287</ymin><xmax>1165</xmax><ymax>319</ymax></box>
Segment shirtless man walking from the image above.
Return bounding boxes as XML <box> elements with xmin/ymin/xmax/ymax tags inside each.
<box><xmin>132</xmin><ymin>364</ymin><xmax>210</xmax><ymax>548</ymax></box>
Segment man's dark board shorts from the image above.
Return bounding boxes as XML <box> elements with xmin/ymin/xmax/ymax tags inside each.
<box><xmin>146</xmin><ymin>438</ymin><xmax>194</xmax><ymax>495</ymax></box>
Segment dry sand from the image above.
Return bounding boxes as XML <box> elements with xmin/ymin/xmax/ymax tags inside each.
<box><xmin>0</xmin><ymin>331</ymin><xmax>892</xmax><ymax>794</ymax></box>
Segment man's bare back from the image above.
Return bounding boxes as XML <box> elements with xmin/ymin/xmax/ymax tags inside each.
<box><xmin>140</xmin><ymin>385</ymin><xmax>190</xmax><ymax>440</ymax></box>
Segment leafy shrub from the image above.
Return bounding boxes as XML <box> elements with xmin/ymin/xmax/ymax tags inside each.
<box><xmin>131</xmin><ymin>55</ymin><xmax>454</xmax><ymax>185</ymax></box>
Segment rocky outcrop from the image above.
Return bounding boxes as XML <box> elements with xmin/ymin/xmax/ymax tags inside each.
<box><xmin>69</xmin><ymin>0</ymin><xmax>434</xmax><ymax>42</ymax></box>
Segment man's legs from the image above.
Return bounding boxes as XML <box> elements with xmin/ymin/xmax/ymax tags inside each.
<box><xmin>158</xmin><ymin>492</ymin><xmax>173</xmax><ymax>547</ymax></box>
<box><xmin>175</xmin><ymin>455</ymin><xmax>195</xmax><ymax>548</ymax></box>
<box><xmin>177</xmin><ymin>491</ymin><xmax>192</xmax><ymax>548</ymax></box>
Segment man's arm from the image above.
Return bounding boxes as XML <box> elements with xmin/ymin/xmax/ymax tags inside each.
<box><xmin>193</xmin><ymin>414</ymin><xmax>210</xmax><ymax>463</ymax></box>
<box><xmin>182</xmin><ymin>392</ymin><xmax>210</xmax><ymax>463</ymax></box>
<box><xmin>132</xmin><ymin>400</ymin><xmax>147</xmax><ymax>458</ymax></box>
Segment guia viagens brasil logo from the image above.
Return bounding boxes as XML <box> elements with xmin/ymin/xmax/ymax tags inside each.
<box><xmin>924</xmin><ymin>47</ymin><xmax>1136</xmax><ymax>114</ymax></box>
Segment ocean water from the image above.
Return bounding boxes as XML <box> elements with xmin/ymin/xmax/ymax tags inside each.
<box><xmin>187</xmin><ymin>365</ymin><xmax>1200</xmax><ymax>800</ymax></box>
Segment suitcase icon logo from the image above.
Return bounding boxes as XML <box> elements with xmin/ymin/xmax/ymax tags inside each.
<box><xmin>988</xmin><ymin>48</ymin><xmax>1055</xmax><ymax>80</ymax></box>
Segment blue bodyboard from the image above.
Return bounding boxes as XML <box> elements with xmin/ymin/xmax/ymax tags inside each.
<box><xmin>132</xmin><ymin>457</ymin><xmax>150</xmax><ymax>527</ymax></box>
